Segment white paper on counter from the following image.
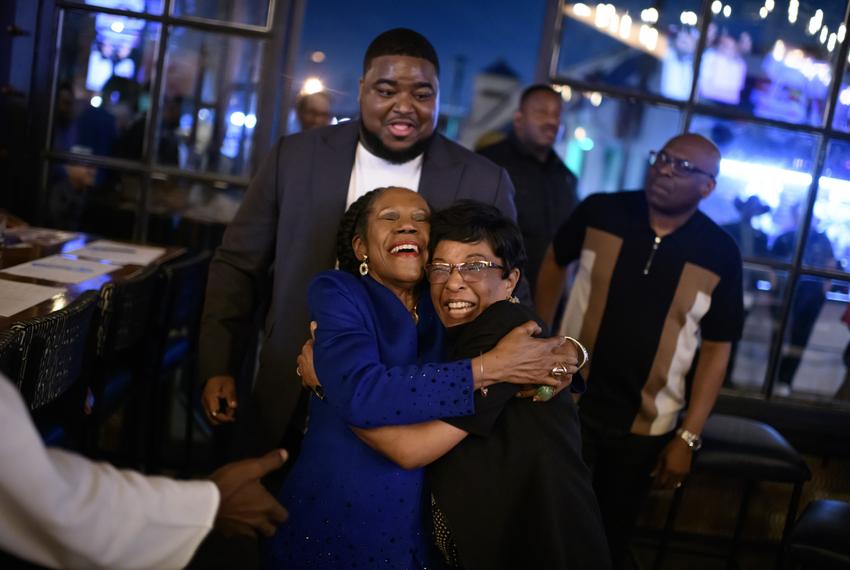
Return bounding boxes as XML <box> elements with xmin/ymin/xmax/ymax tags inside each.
<box><xmin>0</xmin><ymin>280</ymin><xmax>67</xmax><ymax>317</ymax></box>
<box><xmin>4</xmin><ymin>226</ymin><xmax>79</xmax><ymax>246</ymax></box>
<box><xmin>0</xmin><ymin>255</ymin><xmax>120</xmax><ymax>284</ymax></box>
<box><xmin>68</xmin><ymin>240</ymin><xmax>166</xmax><ymax>265</ymax></box>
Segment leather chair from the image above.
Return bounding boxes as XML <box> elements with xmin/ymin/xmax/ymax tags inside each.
<box><xmin>654</xmin><ymin>414</ymin><xmax>812</xmax><ymax>570</ymax></box>
<box><xmin>788</xmin><ymin>499</ymin><xmax>850</xmax><ymax>569</ymax></box>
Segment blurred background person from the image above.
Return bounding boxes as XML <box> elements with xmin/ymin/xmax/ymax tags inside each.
<box><xmin>478</xmin><ymin>84</ymin><xmax>577</xmax><ymax>298</ymax></box>
<box><xmin>294</xmin><ymin>90</ymin><xmax>332</xmax><ymax>131</ymax></box>
<box><xmin>772</xmin><ymin>217</ymin><xmax>839</xmax><ymax>395</ymax></box>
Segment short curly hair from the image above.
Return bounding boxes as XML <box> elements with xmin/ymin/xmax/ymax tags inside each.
<box><xmin>335</xmin><ymin>188</ymin><xmax>388</xmax><ymax>275</ymax></box>
<box><xmin>363</xmin><ymin>28</ymin><xmax>440</xmax><ymax>75</ymax></box>
<box><xmin>428</xmin><ymin>200</ymin><xmax>526</xmax><ymax>278</ymax></box>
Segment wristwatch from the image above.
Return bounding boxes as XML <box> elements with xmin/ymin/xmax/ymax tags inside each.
<box><xmin>676</xmin><ymin>428</ymin><xmax>703</xmax><ymax>451</ymax></box>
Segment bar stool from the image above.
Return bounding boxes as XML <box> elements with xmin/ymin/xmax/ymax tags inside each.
<box><xmin>788</xmin><ymin>499</ymin><xmax>850</xmax><ymax>569</ymax></box>
<box><xmin>654</xmin><ymin>414</ymin><xmax>811</xmax><ymax>570</ymax></box>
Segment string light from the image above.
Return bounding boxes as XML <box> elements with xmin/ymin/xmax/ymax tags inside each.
<box><xmin>619</xmin><ymin>13</ymin><xmax>631</xmax><ymax>39</ymax></box>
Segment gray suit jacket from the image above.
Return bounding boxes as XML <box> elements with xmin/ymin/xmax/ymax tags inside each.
<box><xmin>199</xmin><ymin>120</ymin><xmax>517</xmax><ymax>450</ymax></box>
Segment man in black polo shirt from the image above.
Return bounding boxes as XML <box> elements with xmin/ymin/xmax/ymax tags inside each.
<box><xmin>536</xmin><ymin>134</ymin><xmax>743</xmax><ymax>568</ymax></box>
<box><xmin>478</xmin><ymin>84</ymin><xmax>578</xmax><ymax>296</ymax></box>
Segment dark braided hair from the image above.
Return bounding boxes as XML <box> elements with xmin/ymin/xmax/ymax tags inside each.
<box><xmin>336</xmin><ymin>188</ymin><xmax>389</xmax><ymax>275</ymax></box>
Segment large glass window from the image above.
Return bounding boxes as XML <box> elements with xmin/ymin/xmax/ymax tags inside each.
<box><xmin>727</xmin><ymin>266</ymin><xmax>788</xmax><ymax>392</ymax></box>
<box><xmin>79</xmin><ymin>0</ymin><xmax>165</xmax><ymax>15</ymax></box>
<box><xmin>52</xmin><ymin>10</ymin><xmax>160</xmax><ymax>160</ymax></box>
<box><xmin>773</xmin><ymin>277</ymin><xmax>850</xmax><ymax>403</ymax></box>
<box><xmin>45</xmin><ymin>159</ymin><xmax>142</xmax><ymax>240</ymax></box>
<box><xmin>556</xmin><ymin>88</ymin><xmax>683</xmax><ymax>197</ymax></box>
<box><xmin>557</xmin><ymin>1</ymin><xmax>703</xmax><ymax>100</ymax></box>
<box><xmin>696</xmin><ymin>0</ymin><xmax>848</xmax><ymax>127</ymax></box>
<box><xmin>689</xmin><ymin>115</ymin><xmax>820</xmax><ymax>263</ymax></box>
<box><xmin>816</xmin><ymin>141</ymin><xmax>850</xmax><ymax>272</ymax></box>
<box><xmin>171</xmin><ymin>0</ymin><xmax>272</xmax><ymax>28</ymax></box>
<box><xmin>158</xmin><ymin>28</ymin><xmax>264</xmax><ymax>177</ymax></box>
<box><xmin>42</xmin><ymin>1</ymin><xmax>281</xmax><ymax>243</ymax></box>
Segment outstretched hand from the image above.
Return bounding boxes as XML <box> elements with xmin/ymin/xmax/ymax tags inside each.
<box><xmin>211</xmin><ymin>449</ymin><xmax>290</xmax><ymax>537</ymax></box>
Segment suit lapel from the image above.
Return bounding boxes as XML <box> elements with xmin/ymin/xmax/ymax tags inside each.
<box><xmin>419</xmin><ymin>135</ymin><xmax>465</xmax><ymax>210</ymax></box>
<box><xmin>310</xmin><ymin>122</ymin><xmax>360</xmax><ymax>260</ymax></box>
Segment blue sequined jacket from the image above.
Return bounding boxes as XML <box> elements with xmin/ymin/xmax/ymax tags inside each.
<box><xmin>268</xmin><ymin>271</ymin><xmax>476</xmax><ymax>570</ymax></box>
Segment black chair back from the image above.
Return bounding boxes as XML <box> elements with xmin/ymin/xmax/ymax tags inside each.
<box><xmin>161</xmin><ymin>251</ymin><xmax>211</xmax><ymax>335</ymax></box>
<box><xmin>96</xmin><ymin>264</ymin><xmax>161</xmax><ymax>358</ymax></box>
<box><xmin>146</xmin><ymin>251</ymin><xmax>211</xmax><ymax>471</ymax></box>
<box><xmin>87</xmin><ymin>263</ymin><xmax>163</xmax><ymax>463</ymax></box>
<box><xmin>0</xmin><ymin>291</ymin><xmax>98</xmax><ymax>410</ymax></box>
<box><xmin>0</xmin><ymin>291</ymin><xmax>98</xmax><ymax>448</ymax></box>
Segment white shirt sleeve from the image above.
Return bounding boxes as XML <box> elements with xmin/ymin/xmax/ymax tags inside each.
<box><xmin>0</xmin><ymin>375</ymin><xmax>219</xmax><ymax>569</ymax></box>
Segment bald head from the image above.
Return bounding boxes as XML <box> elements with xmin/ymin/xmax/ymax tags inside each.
<box><xmin>645</xmin><ymin>133</ymin><xmax>722</xmax><ymax>222</ymax></box>
<box><xmin>664</xmin><ymin>133</ymin><xmax>721</xmax><ymax>178</ymax></box>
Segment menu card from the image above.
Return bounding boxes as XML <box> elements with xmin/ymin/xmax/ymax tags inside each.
<box><xmin>3</xmin><ymin>227</ymin><xmax>79</xmax><ymax>247</ymax></box>
<box><xmin>68</xmin><ymin>240</ymin><xmax>166</xmax><ymax>265</ymax></box>
<box><xmin>0</xmin><ymin>280</ymin><xmax>66</xmax><ymax>317</ymax></box>
<box><xmin>1</xmin><ymin>255</ymin><xmax>120</xmax><ymax>284</ymax></box>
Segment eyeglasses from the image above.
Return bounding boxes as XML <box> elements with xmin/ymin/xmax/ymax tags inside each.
<box><xmin>425</xmin><ymin>261</ymin><xmax>504</xmax><ymax>284</ymax></box>
<box><xmin>649</xmin><ymin>150</ymin><xmax>716</xmax><ymax>181</ymax></box>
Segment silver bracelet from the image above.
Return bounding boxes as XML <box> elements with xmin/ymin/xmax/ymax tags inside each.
<box><xmin>561</xmin><ymin>336</ymin><xmax>589</xmax><ymax>371</ymax></box>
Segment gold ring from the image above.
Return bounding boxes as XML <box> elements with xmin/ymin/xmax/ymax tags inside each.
<box><xmin>550</xmin><ymin>363</ymin><xmax>569</xmax><ymax>377</ymax></box>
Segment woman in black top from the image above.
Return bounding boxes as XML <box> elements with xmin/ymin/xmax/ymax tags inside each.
<box><xmin>352</xmin><ymin>201</ymin><xmax>610</xmax><ymax>570</ymax></box>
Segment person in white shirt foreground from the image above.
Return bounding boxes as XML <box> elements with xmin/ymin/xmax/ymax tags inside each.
<box><xmin>0</xmin><ymin>372</ymin><xmax>288</xmax><ymax>569</ymax></box>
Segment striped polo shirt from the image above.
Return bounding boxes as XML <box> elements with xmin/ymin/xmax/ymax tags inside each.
<box><xmin>553</xmin><ymin>190</ymin><xmax>744</xmax><ymax>436</ymax></box>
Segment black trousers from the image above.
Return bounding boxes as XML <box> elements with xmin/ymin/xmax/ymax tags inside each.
<box><xmin>581</xmin><ymin>419</ymin><xmax>673</xmax><ymax>569</ymax></box>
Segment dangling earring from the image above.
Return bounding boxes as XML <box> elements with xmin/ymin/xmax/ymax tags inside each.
<box><xmin>508</xmin><ymin>295</ymin><xmax>520</xmax><ymax>304</ymax></box>
<box><xmin>359</xmin><ymin>255</ymin><xmax>369</xmax><ymax>276</ymax></box>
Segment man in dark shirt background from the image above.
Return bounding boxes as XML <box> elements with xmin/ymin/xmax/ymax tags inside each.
<box><xmin>478</xmin><ymin>84</ymin><xmax>578</xmax><ymax>296</ymax></box>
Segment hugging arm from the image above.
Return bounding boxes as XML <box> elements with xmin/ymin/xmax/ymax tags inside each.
<box><xmin>310</xmin><ymin>275</ymin><xmax>566</xmax><ymax>428</ymax></box>
<box><xmin>351</xmin><ymin>302</ymin><xmax>549</xmax><ymax>469</ymax></box>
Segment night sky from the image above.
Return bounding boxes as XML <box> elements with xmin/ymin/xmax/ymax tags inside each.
<box><xmin>294</xmin><ymin>0</ymin><xmax>548</xmax><ymax>114</ymax></box>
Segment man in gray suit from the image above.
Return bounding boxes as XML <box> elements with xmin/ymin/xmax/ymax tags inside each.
<box><xmin>198</xmin><ymin>29</ymin><xmax>524</xmax><ymax>453</ymax></box>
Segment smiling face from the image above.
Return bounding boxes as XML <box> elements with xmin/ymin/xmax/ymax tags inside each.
<box><xmin>359</xmin><ymin>55</ymin><xmax>439</xmax><ymax>158</ymax></box>
<box><xmin>645</xmin><ymin>134</ymin><xmax>719</xmax><ymax>218</ymax></box>
<box><xmin>429</xmin><ymin>239</ymin><xmax>520</xmax><ymax>328</ymax></box>
<box><xmin>352</xmin><ymin>187</ymin><xmax>430</xmax><ymax>297</ymax></box>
